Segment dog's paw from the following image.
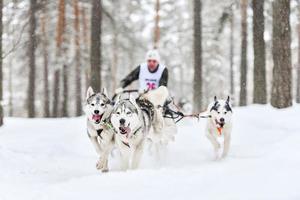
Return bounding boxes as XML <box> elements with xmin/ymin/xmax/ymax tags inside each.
<box><xmin>221</xmin><ymin>152</ymin><xmax>228</xmax><ymax>159</ymax></box>
<box><xmin>101</xmin><ymin>168</ymin><xmax>109</xmax><ymax>173</ymax></box>
<box><xmin>96</xmin><ymin>158</ymin><xmax>107</xmax><ymax>170</ymax></box>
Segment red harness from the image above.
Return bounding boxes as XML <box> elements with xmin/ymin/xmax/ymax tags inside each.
<box><xmin>217</xmin><ymin>127</ymin><xmax>223</xmax><ymax>136</ymax></box>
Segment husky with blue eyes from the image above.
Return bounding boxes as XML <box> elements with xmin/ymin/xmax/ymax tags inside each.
<box><xmin>84</xmin><ymin>86</ymin><xmax>114</xmax><ymax>172</ymax></box>
<box><xmin>205</xmin><ymin>96</ymin><xmax>233</xmax><ymax>160</ymax></box>
<box><xmin>110</xmin><ymin>95</ymin><xmax>151</xmax><ymax>170</ymax></box>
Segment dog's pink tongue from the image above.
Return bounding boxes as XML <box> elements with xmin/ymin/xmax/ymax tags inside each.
<box><xmin>125</xmin><ymin>127</ymin><xmax>131</xmax><ymax>138</ymax></box>
<box><xmin>92</xmin><ymin>114</ymin><xmax>102</xmax><ymax>121</ymax></box>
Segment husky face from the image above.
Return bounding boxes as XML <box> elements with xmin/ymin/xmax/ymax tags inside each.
<box><xmin>85</xmin><ymin>87</ymin><xmax>111</xmax><ymax>124</ymax></box>
<box><xmin>209</xmin><ymin>96</ymin><xmax>233</xmax><ymax>128</ymax></box>
<box><xmin>111</xmin><ymin>98</ymin><xmax>140</xmax><ymax>139</ymax></box>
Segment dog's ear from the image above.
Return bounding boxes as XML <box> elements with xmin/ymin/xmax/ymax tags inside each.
<box><xmin>86</xmin><ymin>86</ymin><xmax>94</xmax><ymax>100</ymax></box>
<box><xmin>226</xmin><ymin>96</ymin><xmax>230</xmax><ymax>103</ymax></box>
<box><xmin>214</xmin><ymin>96</ymin><xmax>217</xmax><ymax>102</ymax></box>
<box><xmin>114</xmin><ymin>94</ymin><xmax>122</xmax><ymax>104</ymax></box>
<box><xmin>102</xmin><ymin>87</ymin><xmax>108</xmax><ymax>97</ymax></box>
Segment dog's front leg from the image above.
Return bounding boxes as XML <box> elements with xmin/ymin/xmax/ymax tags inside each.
<box><xmin>222</xmin><ymin>133</ymin><xmax>231</xmax><ymax>158</ymax></box>
<box><xmin>98</xmin><ymin>143</ymin><xmax>114</xmax><ymax>172</ymax></box>
<box><xmin>119</xmin><ymin>147</ymin><xmax>130</xmax><ymax>171</ymax></box>
<box><xmin>131</xmin><ymin>142</ymin><xmax>144</xmax><ymax>169</ymax></box>
<box><xmin>206</xmin><ymin>133</ymin><xmax>220</xmax><ymax>160</ymax></box>
<box><xmin>90</xmin><ymin>136</ymin><xmax>102</xmax><ymax>156</ymax></box>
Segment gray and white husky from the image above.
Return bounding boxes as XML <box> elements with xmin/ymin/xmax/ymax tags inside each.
<box><xmin>110</xmin><ymin>95</ymin><xmax>151</xmax><ymax>170</ymax></box>
<box><xmin>84</xmin><ymin>86</ymin><xmax>114</xmax><ymax>172</ymax></box>
<box><xmin>204</xmin><ymin>96</ymin><xmax>233</xmax><ymax>160</ymax></box>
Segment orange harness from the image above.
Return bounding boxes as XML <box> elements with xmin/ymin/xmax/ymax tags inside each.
<box><xmin>217</xmin><ymin>127</ymin><xmax>223</xmax><ymax>136</ymax></box>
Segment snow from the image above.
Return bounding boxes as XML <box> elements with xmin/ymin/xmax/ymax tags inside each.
<box><xmin>1</xmin><ymin>105</ymin><xmax>300</xmax><ymax>200</ymax></box>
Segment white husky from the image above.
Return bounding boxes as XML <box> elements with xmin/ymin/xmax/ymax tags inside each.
<box><xmin>204</xmin><ymin>96</ymin><xmax>233</xmax><ymax>160</ymax></box>
<box><xmin>84</xmin><ymin>87</ymin><xmax>114</xmax><ymax>172</ymax></box>
<box><xmin>110</xmin><ymin>95</ymin><xmax>151</xmax><ymax>170</ymax></box>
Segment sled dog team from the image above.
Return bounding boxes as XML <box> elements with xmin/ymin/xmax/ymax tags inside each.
<box><xmin>84</xmin><ymin>86</ymin><xmax>233</xmax><ymax>172</ymax></box>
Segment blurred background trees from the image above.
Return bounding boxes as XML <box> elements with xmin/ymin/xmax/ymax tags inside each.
<box><xmin>0</xmin><ymin>0</ymin><xmax>298</xmax><ymax>123</ymax></box>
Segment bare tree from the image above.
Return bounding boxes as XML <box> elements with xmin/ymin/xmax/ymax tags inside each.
<box><xmin>90</xmin><ymin>0</ymin><xmax>102</xmax><ymax>92</ymax></box>
<box><xmin>239</xmin><ymin>0</ymin><xmax>248</xmax><ymax>106</ymax></box>
<box><xmin>27</xmin><ymin>0</ymin><xmax>37</xmax><ymax>117</ymax></box>
<box><xmin>253</xmin><ymin>0</ymin><xmax>267</xmax><ymax>104</ymax></box>
<box><xmin>271</xmin><ymin>0</ymin><xmax>292</xmax><ymax>108</ymax></box>
<box><xmin>193</xmin><ymin>0</ymin><xmax>203</xmax><ymax>111</ymax></box>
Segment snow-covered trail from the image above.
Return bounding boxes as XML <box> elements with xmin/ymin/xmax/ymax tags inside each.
<box><xmin>0</xmin><ymin>105</ymin><xmax>300</xmax><ymax>200</ymax></box>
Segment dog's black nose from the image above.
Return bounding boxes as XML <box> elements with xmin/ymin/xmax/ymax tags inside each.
<box><xmin>94</xmin><ymin>110</ymin><xmax>99</xmax><ymax>114</ymax></box>
<box><xmin>220</xmin><ymin>118</ymin><xmax>225</xmax><ymax>122</ymax></box>
<box><xmin>119</xmin><ymin>118</ymin><xmax>125</xmax><ymax>125</ymax></box>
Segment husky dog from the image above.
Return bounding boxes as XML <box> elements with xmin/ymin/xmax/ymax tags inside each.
<box><xmin>110</xmin><ymin>95</ymin><xmax>151</xmax><ymax>170</ymax></box>
<box><xmin>84</xmin><ymin>87</ymin><xmax>114</xmax><ymax>172</ymax></box>
<box><xmin>205</xmin><ymin>96</ymin><xmax>233</xmax><ymax>160</ymax></box>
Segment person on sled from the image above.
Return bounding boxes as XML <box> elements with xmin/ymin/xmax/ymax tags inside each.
<box><xmin>115</xmin><ymin>50</ymin><xmax>178</xmax><ymax>143</ymax></box>
<box><xmin>115</xmin><ymin>49</ymin><xmax>168</xmax><ymax>94</ymax></box>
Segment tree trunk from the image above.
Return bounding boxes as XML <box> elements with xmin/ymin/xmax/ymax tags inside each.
<box><xmin>27</xmin><ymin>0</ymin><xmax>37</xmax><ymax>117</ymax></box>
<box><xmin>0</xmin><ymin>0</ymin><xmax>3</xmax><ymax>125</ymax></box>
<box><xmin>8</xmin><ymin>60</ymin><xmax>13</xmax><ymax>116</ymax></box>
<box><xmin>62</xmin><ymin>64</ymin><xmax>68</xmax><ymax>117</ymax></box>
<box><xmin>154</xmin><ymin>0</ymin><xmax>160</xmax><ymax>49</ymax></box>
<box><xmin>111</xmin><ymin>31</ymin><xmax>118</xmax><ymax>93</ymax></box>
<box><xmin>229</xmin><ymin>7</ymin><xmax>235</xmax><ymax>102</ymax></box>
<box><xmin>193</xmin><ymin>0</ymin><xmax>203</xmax><ymax>112</ymax></box>
<box><xmin>90</xmin><ymin>0</ymin><xmax>102</xmax><ymax>92</ymax></box>
<box><xmin>271</xmin><ymin>0</ymin><xmax>292</xmax><ymax>108</ymax></box>
<box><xmin>73</xmin><ymin>0</ymin><xmax>82</xmax><ymax>116</ymax></box>
<box><xmin>296</xmin><ymin>21</ymin><xmax>300</xmax><ymax>103</ymax></box>
<box><xmin>80</xmin><ymin>6</ymin><xmax>89</xmax><ymax>91</ymax></box>
<box><xmin>52</xmin><ymin>69</ymin><xmax>60</xmax><ymax>117</ymax></box>
<box><xmin>239</xmin><ymin>0</ymin><xmax>248</xmax><ymax>106</ymax></box>
<box><xmin>297</xmin><ymin>2</ymin><xmax>300</xmax><ymax>103</ymax></box>
<box><xmin>41</xmin><ymin>2</ymin><xmax>50</xmax><ymax>117</ymax></box>
<box><xmin>56</xmin><ymin>0</ymin><xmax>69</xmax><ymax>117</ymax></box>
<box><xmin>253</xmin><ymin>0</ymin><xmax>267</xmax><ymax>104</ymax></box>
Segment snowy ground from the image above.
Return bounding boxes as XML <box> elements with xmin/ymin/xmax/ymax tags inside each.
<box><xmin>0</xmin><ymin>105</ymin><xmax>300</xmax><ymax>200</ymax></box>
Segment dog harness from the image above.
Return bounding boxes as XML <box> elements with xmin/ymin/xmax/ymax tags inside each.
<box><xmin>217</xmin><ymin>127</ymin><xmax>223</xmax><ymax>136</ymax></box>
<box><xmin>97</xmin><ymin>129</ymin><xmax>103</xmax><ymax>139</ymax></box>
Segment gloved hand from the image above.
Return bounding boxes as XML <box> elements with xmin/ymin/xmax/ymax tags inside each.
<box><xmin>115</xmin><ymin>87</ymin><xmax>124</xmax><ymax>94</ymax></box>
